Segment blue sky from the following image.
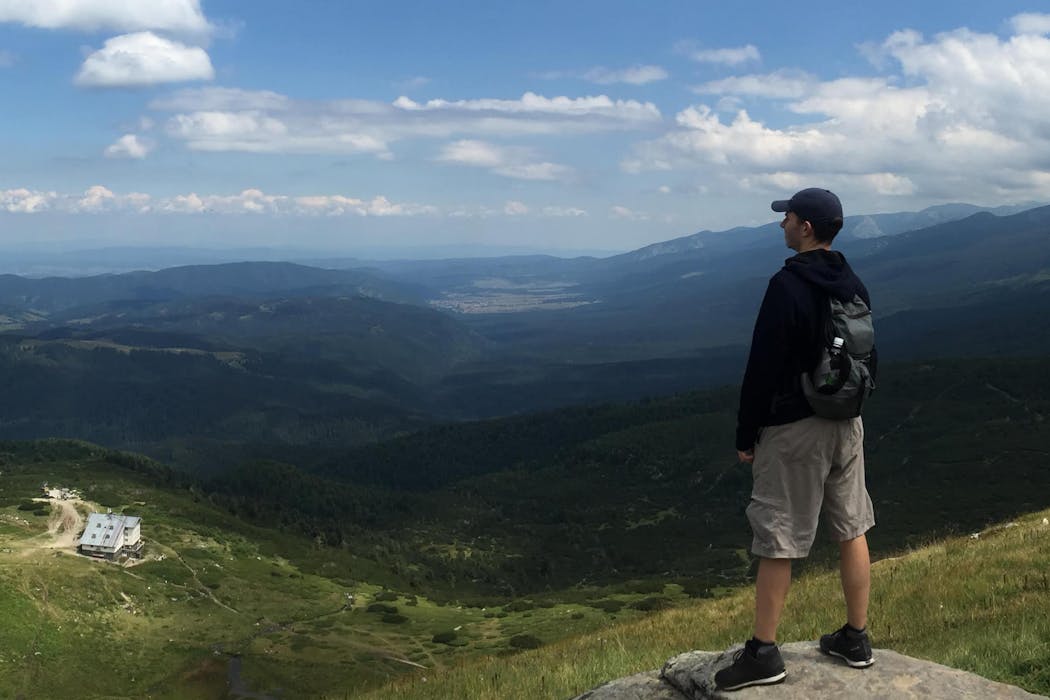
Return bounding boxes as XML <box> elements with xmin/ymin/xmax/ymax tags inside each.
<box><xmin>2</xmin><ymin>1</ymin><xmax>1049</xmax><ymax>256</ymax></box>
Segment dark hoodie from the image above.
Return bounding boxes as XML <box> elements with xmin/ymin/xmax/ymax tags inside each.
<box><xmin>735</xmin><ymin>249</ymin><xmax>877</xmax><ymax>451</ymax></box>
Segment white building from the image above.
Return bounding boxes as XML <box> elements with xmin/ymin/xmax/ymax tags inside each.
<box><xmin>78</xmin><ymin>512</ymin><xmax>143</xmax><ymax>560</ymax></box>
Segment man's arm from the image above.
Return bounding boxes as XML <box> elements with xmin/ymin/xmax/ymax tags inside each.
<box><xmin>735</xmin><ymin>276</ymin><xmax>792</xmax><ymax>452</ymax></box>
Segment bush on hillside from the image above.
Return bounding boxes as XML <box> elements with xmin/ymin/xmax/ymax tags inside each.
<box><xmin>373</xmin><ymin>590</ymin><xmax>399</xmax><ymax>602</ymax></box>
<box><xmin>587</xmin><ymin>599</ymin><xmax>624</xmax><ymax>613</ymax></box>
<box><xmin>509</xmin><ymin>634</ymin><xmax>543</xmax><ymax>650</ymax></box>
<box><xmin>382</xmin><ymin>613</ymin><xmax>408</xmax><ymax>624</ymax></box>
<box><xmin>432</xmin><ymin>630</ymin><xmax>457</xmax><ymax>644</ymax></box>
<box><xmin>504</xmin><ymin>600</ymin><xmax>534</xmax><ymax>613</ymax></box>
<box><xmin>630</xmin><ymin>596</ymin><xmax>672</xmax><ymax>612</ymax></box>
<box><xmin>366</xmin><ymin>603</ymin><xmax>398</xmax><ymax>614</ymax></box>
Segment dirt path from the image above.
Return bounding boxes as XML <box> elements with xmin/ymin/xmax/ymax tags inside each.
<box><xmin>17</xmin><ymin>498</ymin><xmax>87</xmax><ymax>557</ymax></box>
<box><xmin>44</xmin><ymin>499</ymin><xmax>83</xmax><ymax>550</ymax></box>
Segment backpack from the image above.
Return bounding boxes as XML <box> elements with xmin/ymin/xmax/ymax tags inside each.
<box><xmin>800</xmin><ymin>293</ymin><xmax>876</xmax><ymax>419</ymax></box>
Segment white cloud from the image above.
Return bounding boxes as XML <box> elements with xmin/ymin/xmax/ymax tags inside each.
<box><xmin>392</xmin><ymin>92</ymin><xmax>660</xmax><ymax>124</ymax></box>
<box><xmin>1009</xmin><ymin>12</ymin><xmax>1050</xmax><ymax>35</ymax></box>
<box><xmin>695</xmin><ymin>70</ymin><xmax>817</xmax><ymax>99</ymax></box>
<box><xmin>397</xmin><ymin>75</ymin><xmax>431</xmax><ymax>89</ymax></box>
<box><xmin>437</xmin><ymin>139</ymin><xmax>574</xmax><ymax>181</ymax></box>
<box><xmin>104</xmin><ymin>134</ymin><xmax>152</xmax><ymax>159</ymax></box>
<box><xmin>504</xmin><ymin>200</ymin><xmax>529</xmax><ymax>216</ymax></box>
<box><xmin>680</xmin><ymin>43</ymin><xmax>761</xmax><ymax>66</ymax></box>
<box><xmin>0</xmin><ymin>0</ymin><xmax>210</xmax><ymax>34</ymax></box>
<box><xmin>437</xmin><ymin>139</ymin><xmax>504</xmax><ymax>167</ymax></box>
<box><xmin>611</xmin><ymin>205</ymin><xmax>648</xmax><ymax>220</ymax></box>
<box><xmin>582</xmin><ymin>65</ymin><xmax>668</xmax><ymax>85</ymax></box>
<box><xmin>0</xmin><ymin>186</ymin><xmax>438</xmax><ymax>217</ymax></box>
<box><xmin>152</xmin><ymin>87</ymin><xmax>291</xmax><ymax>112</ymax></box>
<box><xmin>1</xmin><ymin>188</ymin><xmax>56</xmax><ymax>213</ymax></box>
<box><xmin>625</xmin><ymin>22</ymin><xmax>1050</xmax><ymax>206</ymax></box>
<box><xmin>75</xmin><ymin>32</ymin><xmax>214</xmax><ymax>87</ymax></box>
<box><xmin>541</xmin><ymin>206</ymin><xmax>588</xmax><ymax>217</ymax></box>
<box><xmin>151</xmin><ymin>89</ymin><xmax>660</xmax><ymax>157</ymax></box>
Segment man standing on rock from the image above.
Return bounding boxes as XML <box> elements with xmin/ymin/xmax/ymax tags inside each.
<box><xmin>715</xmin><ymin>188</ymin><xmax>877</xmax><ymax>691</ymax></box>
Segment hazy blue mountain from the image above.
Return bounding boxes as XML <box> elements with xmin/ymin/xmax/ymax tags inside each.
<box><xmin>0</xmin><ymin>261</ymin><xmax>427</xmax><ymax>313</ymax></box>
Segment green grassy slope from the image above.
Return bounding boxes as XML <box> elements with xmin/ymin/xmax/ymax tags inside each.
<box><xmin>0</xmin><ymin>441</ymin><xmax>584</xmax><ymax>699</ymax></box>
<box><xmin>360</xmin><ymin>508</ymin><xmax>1050</xmax><ymax>699</ymax></box>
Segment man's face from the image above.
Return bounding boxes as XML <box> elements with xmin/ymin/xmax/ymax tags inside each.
<box><xmin>781</xmin><ymin>211</ymin><xmax>805</xmax><ymax>251</ymax></box>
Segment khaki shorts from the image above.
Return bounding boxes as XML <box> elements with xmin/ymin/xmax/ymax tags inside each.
<box><xmin>747</xmin><ymin>415</ymin><xmax>874</xmax><ymax>559</ymax></box>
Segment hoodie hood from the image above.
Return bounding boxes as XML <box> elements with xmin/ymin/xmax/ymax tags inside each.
<box><xmin>783</xmin><ymin>249</ymin><xmax>861</xmax><ymax>303</ymax></box>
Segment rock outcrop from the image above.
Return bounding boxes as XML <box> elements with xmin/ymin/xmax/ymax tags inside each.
<box><xmin>572</xmin><ymin>642</ymin><xmax>1047</xmax><ymax>699</ymax></box>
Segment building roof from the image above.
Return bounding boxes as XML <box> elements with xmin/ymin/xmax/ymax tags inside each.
<box><xmin>78</xmin><ymin>512</ymin><xmax>141</xmax><ymax>551</ymax></box>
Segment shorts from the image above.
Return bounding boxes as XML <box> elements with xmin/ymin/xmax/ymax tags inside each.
<box><xmin>746</xmin><ymin>415</ymin><xmax>874</xmax><ymax>559</ymax></box>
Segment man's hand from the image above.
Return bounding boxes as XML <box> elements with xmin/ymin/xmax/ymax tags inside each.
<box><xmin>737</xmin><ymin>449</ymin><xmax>754</xmax><ymax>464</ymax></box>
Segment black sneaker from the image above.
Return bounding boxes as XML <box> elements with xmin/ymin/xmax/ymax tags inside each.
<box><xmin>820</xmin><ymin>624</ymin><xmax>874</xmax><ymax>668</ymax></box>
<box><xmin>713</xmin><ymin>642</ymin><xmax>787</xmax><ymax>691</ymax></box>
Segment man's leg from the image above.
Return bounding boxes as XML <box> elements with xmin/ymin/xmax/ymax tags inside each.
<box><xmin>754</xmin><ymin>557</ymin><xmax>792</xmax><ymax>642</ymax></box>
<box><xmin>839</xmin><ymin>533</ymin><xmax>870</xmax><ymax>630</ymax></box>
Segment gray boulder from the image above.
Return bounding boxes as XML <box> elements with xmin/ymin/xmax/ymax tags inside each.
<box><xmin>572</xmin><ymin>642</ymin><xmax>1047</xmax><ymax>699</ymax></box>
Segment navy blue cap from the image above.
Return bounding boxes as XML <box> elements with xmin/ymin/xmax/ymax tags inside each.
<box><xmin>771</xmin><ymin>188</ymin><xmax>842</xmax><ymax>223</ymax></box>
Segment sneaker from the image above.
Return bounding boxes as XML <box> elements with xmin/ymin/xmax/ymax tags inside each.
<box><xmin>714</xmin><ymin>641</ymin><xmax>787</xmax><ymax>691</ymax></box>
<box><xmin>820</xmin><ymin>624</ymin><xmax>874</xmax><ymax>668</ymax></box>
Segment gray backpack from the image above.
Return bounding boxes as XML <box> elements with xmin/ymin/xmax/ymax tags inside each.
<box><xmin>800</xmin><ymin>294</ymin><xmax>876</xmax><ymax>419</ymax></box>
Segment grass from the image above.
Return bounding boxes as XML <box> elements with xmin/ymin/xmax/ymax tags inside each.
<box><xmin>0</xmin><ymin>447</ymin><xmax>697</xmax><ymax>698</ymax></box>
<box><xmin>1</xmin><ymin>441</ymin><xmax>1047</xmax><ymax>699</ymax></box>
<box><xmin>358</xmin><ymin>508</ymin><xmax>1050</xmax><ymax>700</ymax></box>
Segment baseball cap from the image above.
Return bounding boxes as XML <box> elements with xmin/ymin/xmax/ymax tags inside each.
<box><xmin>771</xmin><ymin>188</ymin><xmax>842</xmax><ymax>223</ymax></box>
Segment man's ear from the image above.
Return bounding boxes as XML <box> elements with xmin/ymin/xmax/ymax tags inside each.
<box><xmin>800</xmin><ymin>220</ymin><xmax>815</xmax><ymax>238</ymax></box>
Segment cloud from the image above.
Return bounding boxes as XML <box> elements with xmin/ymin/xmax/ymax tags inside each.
<box><xmin>504</xmin><ymin>200</ymin><xmax>529</xmax><ymax>215</ymax></box>
<box><xmin>611</xmin><ymin>205</ymin><xmax>648</xmax><ymax>220</ymax></box>
<box><xmin>1</xmin><ymin>188</ymin><xmax>56</xmax><ymax>213</ymax></box>
<box><xmin>0</xmin><ymin>186</ymin><xmax>437</xmax><ymax>217</ymax></box>
<box><xmin>397</xmin><ymin>75</ymin><xmax>431</xmax><ymax>89</ymax></box>
<box><xmin>679</xmin><ymin>42</ymin><xmax>761</xmax><ymax>66</ymax></box>
<box><xmin>625</xmin><ymin>21</ymin><xmax>1050</xmax><ymax>206</ymax></box>
<box><xmin>541</xmin><ymin>206</ymin><xmax>588</xmax><ymax>217</ymax></box>
<box><xmin>104</xmin><ymin>134</ymin><xmax>152</xmax><ymax>159</ymax></box>
<box><xmin>0</xmin><ymin>0</ymin><xmax>210</xmax><ymax>34</ymax></box>
<box><xmin>694</xmin><ymin>70</ymin><xmax>817</xmax><ymax>99</ymax></box>
<box><xmin>152</xmin><ymin>87</ymin><xmax>291</xmax><ymax>112</ymax></box>
<box><xmin>437</xmin><ymin>139</ymin><xmax>574</xmax><ymax>181</ymax></box>
<box><xmin>581</xmin><ymin>65</ymin><xmax>669</xmax><ymax>85</ymax></box>
<box><xmin>150</xmin><ymin>88</ymin><xmax>660</xmax><ymax>157</ymax></box>
<box><xmin>437</xmin><ymin>139</ymin><xmax>504</xmax><ymax>167</ymax></box>
<box><xmin>392</xmin><ymin>92</ymin><xmax>660</xmax><ymax>124</ymax></box>
<box><xmin>75</xmin><ymin>32</ymin><xmax>214</xmax><ymax>87</ymax></box>
<box><xmin>1009</xmin><ymin>12</ymin><xmax>1050</xmax><ymax>35</ymax></box>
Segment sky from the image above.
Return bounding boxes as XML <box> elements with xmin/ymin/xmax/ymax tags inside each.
<box><xmin>2</xmin><ymin>1</ymin><xmax>1050</xmax><ymax>257</ymax></box>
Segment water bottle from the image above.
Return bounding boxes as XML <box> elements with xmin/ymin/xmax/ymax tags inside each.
<box><xmin>822</xmin><ymin>337</ymin><xmax>846</xmax><ymax>388</ymax></box>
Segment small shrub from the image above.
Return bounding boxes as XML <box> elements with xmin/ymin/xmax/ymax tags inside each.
<box><xmin>367</xmin><ymin>603</ymin><xmax>398</xmax><ymax>614</ymax></box>
<box><xmin>587</xmin><ymin>599</ymin><xmax>624</xmax><ymax>613</ymax></box>
<box><xmin>432</xmin><ymin>630</ymin><xmax>458</xmax><ymax>644</ymax></box>
<box><xmin>571</xmin><ymin>612</ymin><xmax>584</xmax><ymax>620</ymax></box>
<box><xmin>504</xmin><ymin>600</ymin><xmax>534</xmax><ymax>613</ymax></box>
<box><xmin>630</xmin><ymin>596</ymin><xmax>672</xmax><ymax>612</ymax></box>
<box><xmin>374</xmin><ymin>591</ymin><xmax>399</xmax><ymax>602</ymax></box>
<box><xmin>382</xmin><ymin>614</ymin><xmax>408</xmax><ymax>624</ymax></box>
<box><xmin>509</xmin><ymin>634</ymin><xmax>543</xmax><ymax>650</ymax></box>
<box><xmin>631</xmin><ymin>580</ymin><xmax>665</xmax><ymax>594</ymax></box>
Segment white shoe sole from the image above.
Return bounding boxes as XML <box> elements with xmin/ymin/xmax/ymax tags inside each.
<box><xmin>719</xmin><ymin>671</ymin><xmax>787</xmax><ymax>691</ymax></box>
<box><xmin>826</xmin><ymin>649</ymin><xmax>875</xmax><ymax>668</ymax></box>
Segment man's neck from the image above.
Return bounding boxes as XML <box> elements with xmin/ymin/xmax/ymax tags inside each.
<box><xmin>797</xmin><ymin>241</ymin><xmax>832</xmax><ymax>254</ymax></box>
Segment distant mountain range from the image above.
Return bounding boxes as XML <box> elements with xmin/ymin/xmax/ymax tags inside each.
<box><xmin>1</xmin><ymin>201</ymin><xmax>1049</xmax><ymax>467</ymax></box>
